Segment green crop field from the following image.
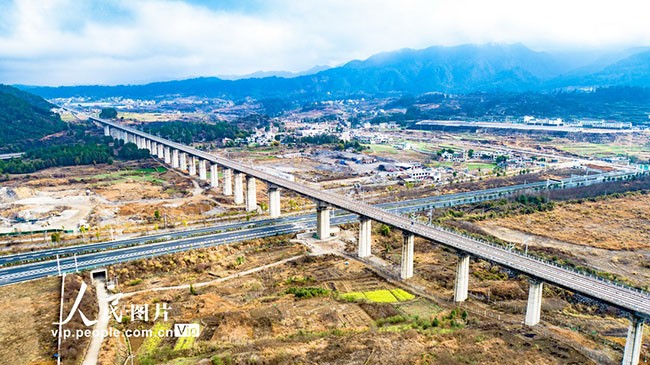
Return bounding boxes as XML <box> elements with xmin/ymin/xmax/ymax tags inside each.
<box><xmin>341</xmin><ymin>289</ymin><xmax>415</xmax><ymax>303</ymax></box>
<box><xmin>466</xmin><ymin>162</ymin><xmax>496</xmax><ymax>171</ymax></box>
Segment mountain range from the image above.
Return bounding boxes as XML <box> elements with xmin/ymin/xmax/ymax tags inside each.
<box><xmin>17</xmin><ymin>43</ymin><xmax>650</xmax><ymax>101</ymax></box>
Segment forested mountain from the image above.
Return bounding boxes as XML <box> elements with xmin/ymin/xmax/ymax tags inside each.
<box><xmin>20</xmin><ymin>44</ymin><xmax>650</xmax><ymax>102</ymax></box>
<box><xmin>0</xmin><ymin>84</ymin><xmax>67</xmax><ymax>152</ymax></box>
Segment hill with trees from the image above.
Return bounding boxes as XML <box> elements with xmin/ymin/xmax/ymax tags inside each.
<box><xmin>0</xmin><ymin>84</ymin><xmax>67</xmax><ymax>152</ymax></box>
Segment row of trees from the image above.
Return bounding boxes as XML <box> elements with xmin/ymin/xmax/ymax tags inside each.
<box><xmin>142</xmin><ymin>121</ymin><xmax>248</xmax><ymax>144</ymax></box>
<box><xmin>281</xmin><ymin>133</ymin><xmax>366</xmax><ymax>152</ymax></box>
<box><xmin>0</xmin><ymin>137</ymin><xmax>150</xmax><ymax>174</ymax></box>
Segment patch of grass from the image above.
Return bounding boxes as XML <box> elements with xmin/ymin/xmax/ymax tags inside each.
<box><xmin>367</xmin><ymin>144</ymin><xmax>398</xmax><ymax>154</ymax></box>
<box><xmin>173</xmin><ymin>331</ymin><xmax>196</xmax><ymax>351</ymax></box>
<box><xmin>139</xmin><ymin>322</ymin><xmax>171</xmax><ymax>356</ymax></box>
<box><xmin>466</xmin><ymin>162</ymin><xmax>496</xmax><ymax>171</ymax></box>
<box><xmin>127</xmin><ymin>278</ymin><xmax>143</xmax><ymax>286</ymax></box>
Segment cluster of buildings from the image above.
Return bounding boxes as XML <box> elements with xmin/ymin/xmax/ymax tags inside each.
<box><xmin>379</xmin><ymin>163</ymin><xmax>442</xmax><ymax>184</ymax></box>
<box><xmin>524</xmin><ymin>116</ymin><xmax>633</xmax><ymax>130</ymax></box>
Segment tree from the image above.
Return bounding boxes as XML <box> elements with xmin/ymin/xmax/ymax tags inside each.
<box><xmin>99</xmin><ymin>108</ymin><xmax>118</xmax><ymax>119</ymax></box>
<box><xmin>467</xmin><ymin>149</ymin><xmax>474</xmax><ymax>158</ymax></box>
<box><xmin>379</xmin><ymin>224</ymin><xmax>391</xmax><ymax>237</ymax></box>
<box><xmin>154</xmin><ymin>209</ymin><xmax>161</xmax><ymax>221</ymax></box>
<box><xmin>51</xmin><ymin>231</ymin><xmax>62</xmax><ymax>243</ymax></box>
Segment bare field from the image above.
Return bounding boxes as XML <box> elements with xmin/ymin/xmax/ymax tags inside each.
<box><xmin>0</xmin><ymin>276</ymin><xmax>60</xmax><ymax>365</ymax></box>
<box><xmin>485</xmin><ymin>193</ymin><xmax>650</xmax><ymax>250</ymax></box>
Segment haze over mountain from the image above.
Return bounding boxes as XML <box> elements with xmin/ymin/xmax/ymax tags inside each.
<box><xmin>20</xmin><ymin>44</ymin><xmax>650</xmax><ymax>101</ymax></box>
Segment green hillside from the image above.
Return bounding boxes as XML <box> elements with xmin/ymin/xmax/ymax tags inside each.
<box><xmin>0</xmin><ymin>84</ymin><xmax>67</xmax><ymax>152</ymax></box>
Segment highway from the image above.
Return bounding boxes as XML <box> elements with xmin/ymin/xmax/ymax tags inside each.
<box><xmin>0</xmin><ymin>169</ymin><xmax>632</xmax><ymax>267</ymax></box>
<box><xmin>89</xmin><ymin>116</ymin><xmax>650</xmax><ymax>319</ymax></box>
<box><xmin>0</xmin><ymin>223</ymin><xmax>300</xmax><ymax>285</ymax></box>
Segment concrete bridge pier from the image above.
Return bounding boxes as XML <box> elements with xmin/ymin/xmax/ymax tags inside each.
<box><xmin>223</xmin><ymin>168</ymin><xmax>233</xmax><ymax>195</ymax></box>
<box><xmin>268</xmin><ymin>184</ymin><xmax>281</xmax><ymax>218</ymax></box>
<box><xmin>164</xmin><ymin>146</ymin><xmax>171</xmax><ymax>164</ymax></box>
<box><xmin>210</xmin><ymin>163</ymin><xmax>219</xmax><ymax>188</ymax></box>
<box><xmin>157</xmin><ymin>144</ymin><xmax>164</xmax><ymax>159</ymax></box>
<box><xmin>245</xmin><ymin>176</ymin><xmax>257</xmax><ymax>212</ymax></box>
<box><xmin>233</xmin><ymin>172</ymin><xmax>244</xmax><ymax>204</ymax></box>
<box><xmin>122</xmin><ymin>131</ymin><xmax>128</xmax><ymax>143</ymax></box>
<box><xmin>454</xmin><ymin>253</ymin><xmax>470</xmax><ymax>302</ymax></box>
<box><xmin>179</xmin><ymin>152</ymin><xmax>187</xmax><ymax>171</ymax></box>
<box><xmin>199</xmin><ymin>159</ymin><xmax>207</xmax><ymax>181</ymax></box>
<box><xmin>623</xmin><ymin>316</ymin><xmax>645</xmax><ymax>365</ymax></box>
<box><xmin>525</xmin><ymin>279</ymin><xmax>543</xmax><ymax>326</ymax></box>
<box><xmin>316</xmin><ymin>201</ymin><xmax>331</xmax><ymax>240</ymax></box>
<box><xmin>136</xmin><ymin>136</ymin><xmax>143</xmax><ymax>149</ymax></box>
<box><xmin>171</xmin><ymin>149</ymin><xmax>180</xmax><ymax>168</ymax></box>
<box><xmin>400</xmin><ymin>233</ymin><xmax>414</xmax><ymax>279</ymax></box>
<box><xmin>189</xmin><ymin>156</ymin><xmax>197</xmax><ymax>176</ymax></box>
<box><xmin>145</xmin><ymin>139</ymin><xmax>152</xmax><ymax>153</ymax></box>
<box><xmin>149</xmin><ymin>141</ymin><xmax>156</xmax><ymax>154</ymax></box>
<box><xmin>103</xmin><ymin>125</ymin><xmax>110</xmax><ymax>136</ymax></box>
<box><xmin>358</xmin><ymin>216</ymin><xmax>372</xmax><ymax>258</ymax></box>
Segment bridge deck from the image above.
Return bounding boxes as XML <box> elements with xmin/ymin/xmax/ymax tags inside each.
<box><xmin>92</xmin><ymin>116</ymin><xmax>650</xmax><ymax>320</ymax></box>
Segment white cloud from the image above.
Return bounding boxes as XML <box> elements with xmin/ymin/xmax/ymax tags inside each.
<box><xmin>0</xmin><ymin>0</ymin><xmax>648</xmax><ymax>85</ymax></box>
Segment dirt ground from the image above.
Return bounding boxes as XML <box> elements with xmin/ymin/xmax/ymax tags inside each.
<box><xmin>0</xmin><ymin>276</ymin><xmax>60</xmax><ymax>364</ymax></box>
<box><xmin>1</xmin><ymin>232</ymin><xmax>647</xmax><ymax>365</ymax></box>
<box><xmin>486</xmin><ymin>193</ymin><xmax>650</xmax><ymax>251</ymax></box>
<box><xmin>0</xmin><ymin>160</ymin><xmax>257</xmax><ymax>251</ymax></box>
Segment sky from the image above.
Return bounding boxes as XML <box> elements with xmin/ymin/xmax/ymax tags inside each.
<box><xmin>0</xmin><ymin>0</ymin><xmax>648</xmax><ymax>86</ymax></box>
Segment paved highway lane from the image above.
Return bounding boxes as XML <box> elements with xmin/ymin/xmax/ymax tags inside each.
<box><xmin>0</xmin><ymin>223</ymin><xmax>300</xmax><ymax>286</ymax></box>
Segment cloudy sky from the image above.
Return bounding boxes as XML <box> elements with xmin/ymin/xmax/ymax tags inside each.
<box><xmin>0</xmin><ymin>0</ymin><xmax>648</xmax><ymax>86</ymax></box>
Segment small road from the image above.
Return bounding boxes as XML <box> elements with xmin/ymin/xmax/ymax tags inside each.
<box><xmin>82</xmin><ymin>278</ymin><xmax>110</xmax><ymax>365</ymax></box>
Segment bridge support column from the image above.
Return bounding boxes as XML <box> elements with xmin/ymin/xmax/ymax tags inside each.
<box><xmin>136</xmin><ymin>136</ymin><xmax>142</xmax><ymax>149</ymax></box>
<box><xmin>245</xmin><ymin>176</ymin><xmax>257</xmax><ymax>212</ymax></box>
<box><xmin>525</xmin><ymin>279</ymin><xmax>543</xmax><ymax>326</ymax></box>
<box><xmin>103</xmin><ymin>125</ymin><xmax>110</xmax><ymax>136</ymax></box>
<box><xmin>268</xmin><ymin>184</ymin><xmax>281</xmax><ymax>218</ymax></box>
<box><xmin>233</xmin><ymin>172</ymin><xmax>244</xmax><ymax>204</ymax></box>
<box><xmin>400</xmin><ymin>233</ymin><xmax>414</xmax><ymax>280</ymax></box>
<box><xmin>316</xmin><ymin>201</ymin><xmax>331</xmax><ymax>240</ymax></box>
<box><xmin>199</xmin><ymin>159</ymin><xmax>207</xmax><ymax>181</ymax></box>
<box><xmin>358</xmin><ymin>217</ymin><xmax>372</xmax><ymax>258</ymax></box>
<box><xmin>122</xmin><ymin>131</ymin><xmax>128</xmax><ymax>143</ymax></box>
<box><xmin>623</xmin><ymin>316</ymin><xmax>644</xmax><ymax>365</ymax></box>
<box><xmin>189</xmin><ymin>156</ymin><xmax>196</xmax><ymax>176</ymax></box>
<box><xmin>454</xmin><ymin>253</ymin><xmax>470</xmax><ymax>302</ymax></box>
<box><xmin>210</xmin><ymin>164</ymin><xmax>218</xmax><ymax>188</ymax></box>
<box><xmin>171</xmin><ymin>149</ymin><xmax>179</xmax><ymax>168</ymax></box>
<box><xmin>145</xmin><ymin>139</ymin><xmax>152</xmax><ymax>153</ymax></box>
<box><xmin>179</xmin><ymin>152</ymin><xmax>187</xmax><ymax>171</ymax></box>
<box><xmin>157</xmin><ymin>144</ymin><xmax>164</xmax><ymax>159</ymax></box>
<box><xmin>223</xmin><ymin>168</ymin><xmax>233</xmax><ymax>195</ymax></box>
<box><xmin>164</xmin><ymin>146</ymin><xmax>171</xmax><ymax>164</ymax></box>
<box><xmin>149</xmin><ymin>141</ymin><xmax>156</xmax><ymax>154</ymax></box>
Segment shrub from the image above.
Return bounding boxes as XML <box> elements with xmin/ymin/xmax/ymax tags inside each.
<box><xmin>285</xmin><ymin>287</ymin><xmax>329</xmax><ymax>299</ymax></box>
